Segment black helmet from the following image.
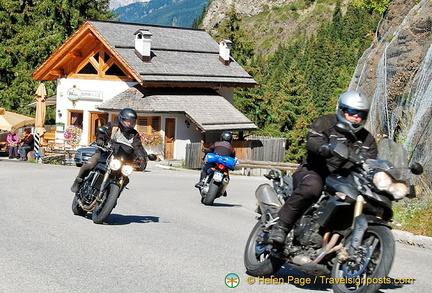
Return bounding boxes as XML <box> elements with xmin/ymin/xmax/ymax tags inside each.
<box><xmin>118</xmin><ymin>108</ymin><xmax>137</xmax><ymax>132</ymax></box>
<box><xmin>336</xmin><ymin>90</ymin><xmax>370</xmax><ymax>133</ymax></box>
<box><xmin>221</xmin><ymin>131</ymin><xmax>233</xmax><ymax>142</ymax></box>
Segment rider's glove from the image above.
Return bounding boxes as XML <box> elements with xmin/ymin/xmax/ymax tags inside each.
<box><xmin>319</xmin><ymin>144</ymin><xmax>332</xmax><ymax>158</ymax></box>
<box><xmin>96</xmin><ymin>139</ymin><xmax>105</xmax><ymax>146</ymax></box>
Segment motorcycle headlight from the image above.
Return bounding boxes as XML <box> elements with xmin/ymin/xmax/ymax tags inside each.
<box><xmin>373</xmin><ymin>172</ymin><xmax>408</xmax><ymax>200</ymax></box>
<box><xmin>121</xmin><ymin>164</ymin><xmax>134</xmax><ymax>177</ymax></box>
<box><xmin>109</xmin><ymin>159</ymin><xmax>122</xmax><ymax>171</ymax></box>
<box><xmin>388</xmin><ymin>183</ymin><xmax>409</xmax><ymax>200</ymax></box>
<box><xmin>373</xmin><ymin>172</ymin><xmax>392</xmax><ymax>190</ymax></box>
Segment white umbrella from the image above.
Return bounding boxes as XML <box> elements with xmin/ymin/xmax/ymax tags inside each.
<box><xmin>34</xmin><ymin>83</ymin><xmax>47</xmax><ymax>136</ymax></box>
<box><xmin>0</xmin><ymin>108</ymin><xmax>35</xmax><ymax>131</ymax></box>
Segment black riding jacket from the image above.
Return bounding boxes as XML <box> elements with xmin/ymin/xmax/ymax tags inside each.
<box><xmin>98</xmin><ymin>121</ymin><xmax>147</xmax><ymax>159</ymax></box>
<box><xmin>300</xmin><ymin>114</ymin><xmax>377</xmax><ymax>178</ymax></box>
<box><xmin>205</xmin><ymin>141</ymin><xmax>235</xmax><ymax>157</ymax></box>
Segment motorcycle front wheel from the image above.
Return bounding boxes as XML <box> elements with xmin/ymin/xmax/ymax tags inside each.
<box><xmin>244</xmin><ymin>221</ymin><xmax>285</xmax><ymax>277</ymax></box>
<box><xmin>92</xmin><ymin>183</ymin><xmax>120</xmax><ymax>224</ymax></box>
<box><xmin>331</xmin><ymin>225</ymin><xmax>395</xmax><ymax>293</ymax></box>
<box><xmin>71</xmin><ymin>194</ymin><xmax>87</xmax><ymax>216</ymax></box>
<box><xmin>202</xmin><ymin>180</ymin><xmax>219</xmax><ymax>206</ymax></box>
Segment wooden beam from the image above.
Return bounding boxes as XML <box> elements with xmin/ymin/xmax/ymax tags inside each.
<box><xmin>68</xmin><ymin>51</ymin><xmax>82</xmax><ymax>58</ymax></box>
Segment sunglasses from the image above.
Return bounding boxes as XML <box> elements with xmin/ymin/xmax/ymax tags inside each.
<box><xmin>342</xmin><ymin>107</ymin><xmax>367</xmax><ymax>118</ymax></box>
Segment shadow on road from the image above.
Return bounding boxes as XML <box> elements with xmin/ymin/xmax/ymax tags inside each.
<box><xmin>85</xmin><ymin>213</ymin><xmax>159</xmax><ymax>225</ymax></box>
<box><xmin>211</xmin><ymin>202</ymin><xmax>242</xmax><ymax>207</ymax></box>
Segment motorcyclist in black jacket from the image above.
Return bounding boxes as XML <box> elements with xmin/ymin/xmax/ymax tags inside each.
<box><xmin>195</xmin><ymin>131</ymin><xmax>236</xmax><ymax>188</ymax></box>
<box><xmin>269</xmin><ymin>90</ymin><xmax>378</xmax><ymax>244</ymax></box>
<box><xmin>70</xmin><ymin>108</ymin><xmax>148</xmax><ymax>193</ymax></box>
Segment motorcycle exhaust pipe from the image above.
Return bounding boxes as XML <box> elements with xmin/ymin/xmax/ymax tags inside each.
<box><xmin>255</xmin><ymin>184</ymin><xmax>281</xmax><ymax>214</ymax></box>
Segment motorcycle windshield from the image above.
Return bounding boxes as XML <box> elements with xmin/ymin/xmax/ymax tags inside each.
<box><xmin>114</xmin><ymin>145</ymin><xmax>135</xmax><ymax>163</ymax></box>
<box><xmin>368</xmin><ymin>138</ymin><xmax>408</xmax><ymax>181</ymax></box>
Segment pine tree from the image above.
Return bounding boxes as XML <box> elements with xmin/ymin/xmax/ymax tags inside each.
<box><xmin>0</xmin><ymin>0</ymin><xmax>112</xmax><ymax>115</ymax></box>
<box><xmin>228</xmin><ymin>2</ymin><xmax>380</xmax><ymax>162</ymax></box>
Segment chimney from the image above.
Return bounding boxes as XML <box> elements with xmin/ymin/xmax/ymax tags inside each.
<box><xmin>134</xmin><ymin>29</ymin><xmax>152</xmax><ymax>62</ymax></box>
<box><xmin>219</xmin><ymin>39</ymin><xmax>232</xmax><ymax>65</ymax></box>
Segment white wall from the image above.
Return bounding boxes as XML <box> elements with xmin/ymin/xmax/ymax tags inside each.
<box><xmin>54</xmin><ymin>78</ymin><xmax>203</xmax><ymax>160</ymax></box>
<box><xmin>54</xmin><ymin>79</ymin><xmax>232</xmax><ymax>160</ymax></box>
<box><xmin>55</xmin><ymin>78</ymin><xmax>137</xmax><ymax>145</ymax></box>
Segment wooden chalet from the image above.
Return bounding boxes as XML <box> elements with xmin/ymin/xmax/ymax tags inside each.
<box><xmin>33</xmin><ymin>20</ymin><xmax>258</xmax><ymax>160</ymax></box>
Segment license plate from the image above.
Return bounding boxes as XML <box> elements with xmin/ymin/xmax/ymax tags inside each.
<box><xmin>213</xmin><ymin>171</ymin><xmax>223</xmax><ymax>182</ymax></box>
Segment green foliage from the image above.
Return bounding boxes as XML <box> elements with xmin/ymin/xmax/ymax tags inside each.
<box><xmin>216</xmin><ymin>1</ymin><xmax>380</xmax><ymax>162</ymax></box>
<box><xmin>0</xmin><ymin>0</ymin><xmax>113</xmax><ymax>117</ymax></box>
<box><xmin>211</xmin><ymin>5</ymin><xmax>256</xmax><ymax>66</ymax></box>
<box><xmin>349</xmin><ymin>0</ymin><xmax>392</xmax><ymax>14</ymax></box>
<box><xmin>393</xmin><ymin>195</ymin><xmax>432</xmax><ymax>237</ymax></box>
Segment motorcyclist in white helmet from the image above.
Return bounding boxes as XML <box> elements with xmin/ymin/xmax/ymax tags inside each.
<box><xmin>269</xmin><ymin>90</ymin><xmax>378</xmax><ymax>244</ymax></box>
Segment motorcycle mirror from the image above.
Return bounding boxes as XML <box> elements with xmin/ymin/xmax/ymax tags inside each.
<box><xmin>410</xmin><ymin>162</ymin><xmax>423</xmax><ymax>175</ymax></box>
<box><xmin>334</xmin><ymin>121</ymin><xmax>350</xmax><ymax>133</ymax></box>
<box><xmin>148</xmin><ymin>154</ymin><xmax>157</xmax><ymax>161</ymax></box>
<box><xmin>334</xmin><ymin>121</ymin><xmax>358</xmax><ymax>140</ymax></box>
<box><xmin>330</xmin><ymin>141</ymin><xmax>349</xmax><ymax>160</ymax></box>
<box><xmin>97</xmin><ymin>126</ymin><xmax>108</xmax><ymax>135</ymax></box>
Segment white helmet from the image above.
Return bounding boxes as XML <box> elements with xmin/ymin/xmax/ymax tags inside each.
<box><xmin>336</xmin><ymin>90</ymin><xmax>370</xmax><ymax>133</ymax></box>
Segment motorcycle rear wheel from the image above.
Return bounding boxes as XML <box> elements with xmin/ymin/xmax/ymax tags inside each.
<box><xmin>72</xmin><ymin>194</ymin><xmax>87</xmax><ymax>216</ymax></box>
<box><xmin>244</xmin><ymin>221</ymin><xmax>285</xmax><ymax>277</ymax></box>
<box><xmin>92</xmin><ymin>183</ymin><xmax>120</xmax><ymax>224</ymax></box>
<box><xmin>331</xmin><ymin>225</ymin><xmax>395</xmax><ymax>293</ymax></box>
<box><xmin>202</xmin><ymin>180</ymin><xmax>219</xmax><ymax>206</ymax></box>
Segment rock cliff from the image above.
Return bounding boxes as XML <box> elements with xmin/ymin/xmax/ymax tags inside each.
<box><xmin>349</xmin><ymin>0</ymin><xmax>431</xmax><ymax>188</ymax></box>
<box><xmin>203</xmin><ymin>0</ymin><xmax>431</xmax><ymax>188</ymax></box>
<box><xmin>202</xmin><ymin>0</ymin><xmax>290</xmax><ymax>29</ymax></box>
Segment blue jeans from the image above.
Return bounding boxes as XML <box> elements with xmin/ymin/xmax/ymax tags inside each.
<box><xmin>8</xmin><ymin>146</ymin><xmax>18</xmax><ymax>158</ymax></box>
<box><xmin>18</xmin><ymin>146</ymin><xmax>32</xmax><ymax>160</ymax></box>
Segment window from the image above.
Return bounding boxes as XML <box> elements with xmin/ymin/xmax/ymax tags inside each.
<box><xmin>69</xmin><ymin>111</ymin><xmax>83</xmax><ymax>128</ymax></box>
<box><xmin>77</xmin><ymin>49</ymin><xmax>128</xmax><ymax>78</ymax></box>
<box><xmin>137</xmin><ymin>116</ymin><xmax>161</xmax><ymax>134</ymax></box>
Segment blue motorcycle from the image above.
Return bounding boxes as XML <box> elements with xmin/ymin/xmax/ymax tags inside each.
<box><xmin>198</xmin><ymin>153</ymin><xmax>237</xmax><ymax>205</ymax></box>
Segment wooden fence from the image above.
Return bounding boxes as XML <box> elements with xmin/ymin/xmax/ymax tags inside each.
<box><xmin>185</xmin><ymin>136</ymin><xmax>288</xmax><ymax>169</ymax></box>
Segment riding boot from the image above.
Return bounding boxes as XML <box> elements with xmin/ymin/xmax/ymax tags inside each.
<box><xmin>268</xmin><ymin>221</ymin><xmax>292</xmax><ymax>244</ymax></box>
<box><xmin>70</xmin><ymin>177</ymin><xmax>83</xmax><ymax>193</ymax></box>
<box><xmin>194</xmin><ymin>179</ymin><xmax>205</xmax><ymax>188</ymax></box>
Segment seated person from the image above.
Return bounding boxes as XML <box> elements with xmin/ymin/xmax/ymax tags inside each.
<box><xmin>7</xmin><ymin>128</ymin><xmax>20</xmax><ymax>159</ymax></box>
<box><xmin>18</xmin><ymin>128</ymin><xmax>34</xmax><ymax>161</ymax></box>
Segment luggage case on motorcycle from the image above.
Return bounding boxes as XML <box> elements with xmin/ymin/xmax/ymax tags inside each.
<box><xmin>204</xmin><ymin>153</ymin><xmax>237</xmax><ymax>170</ymax></box>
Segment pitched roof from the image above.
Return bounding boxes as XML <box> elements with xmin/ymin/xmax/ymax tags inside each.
<box><xmin>97</xmin><ymin>86</ymin><xmax>258</xmax><ymax>132</ymax></box>
<box><xmin>34</xmin><ymin>20</ymin><xmax>257</xmax><ymax>87</ymax></box>
<box><xmin>90</xmin><ymin>20</ymin><xmax>256</xmax><ymax>87</ymax></box>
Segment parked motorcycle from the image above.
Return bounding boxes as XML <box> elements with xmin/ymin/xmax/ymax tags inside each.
<box><xmin>72</xmin><ymin>139</ymin><xmax>156</xmax><ymax>224</ymax></box>
<box><xmin>244</xmin><ymin>122</ymin><xmax>423</xmax><ymax>293</ymax></box>
<box><xmin>197</xmin><ymin>152</ymin><xmax>237</xmax><ymax>205</ymax></box>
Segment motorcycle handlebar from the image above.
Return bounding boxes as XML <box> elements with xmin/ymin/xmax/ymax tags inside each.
<box><xmin>95</xmin><ymin>144</ymin><xmax>113</xmax><ymax>153</ymax></box>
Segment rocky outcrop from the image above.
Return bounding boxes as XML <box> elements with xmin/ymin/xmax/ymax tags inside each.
<box><xmin>350</xmin><ymin>0</ymin><xmax>431</xmax><ymax>105</ymax></box>
<box><xmin>350</xmin><ymin>0</ymin><xmax>431</xmax><ymax>188</ymax></box>
<box><xmin>202</xmin><ymin>0</ymin><xmax>289</xmax><ymax>29</ymax></box>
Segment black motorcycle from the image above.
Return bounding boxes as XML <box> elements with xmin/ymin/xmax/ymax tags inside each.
<box><xmin>72</xmin><ymin>140</ymin><xmax>156</xmax><ymax>224</ymax></box>
<box><xmin>244</xmin><ymin>122</ymin><xmax>423</xmax><ymax>293</ymax></box>
<box><xmin>197</xmin><ymin>152</ymin><xmax>237</xmax><ymax>205</ymax></box>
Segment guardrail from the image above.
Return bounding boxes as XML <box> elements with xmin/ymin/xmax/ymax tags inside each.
<box><xmin>234</xmin><ymin>160</ymin><xmax>299</xmax><ymax>176</ymax></box>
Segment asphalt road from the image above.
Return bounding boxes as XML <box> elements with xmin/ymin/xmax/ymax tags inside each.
<box><xmin>0</xmin><ymin>159</ymin><xmax>431</xmax><ymax>293</ymax></box>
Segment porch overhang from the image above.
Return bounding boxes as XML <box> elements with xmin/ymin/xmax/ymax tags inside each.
<box><xmin>96</xmin><ymin>86</ymin><xmax>258</xmax><ymax>132</ymax></box>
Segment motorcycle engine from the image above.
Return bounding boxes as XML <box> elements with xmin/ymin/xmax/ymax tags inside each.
<box><xmin>293</xmin><ymin>216</ymin><xmax>322</xmax><ymax>249</ymax></box>
<box><xmin>80</xmin><ymin>171</ymin><xmax>103</xmax><ymax>204</ymax></box>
